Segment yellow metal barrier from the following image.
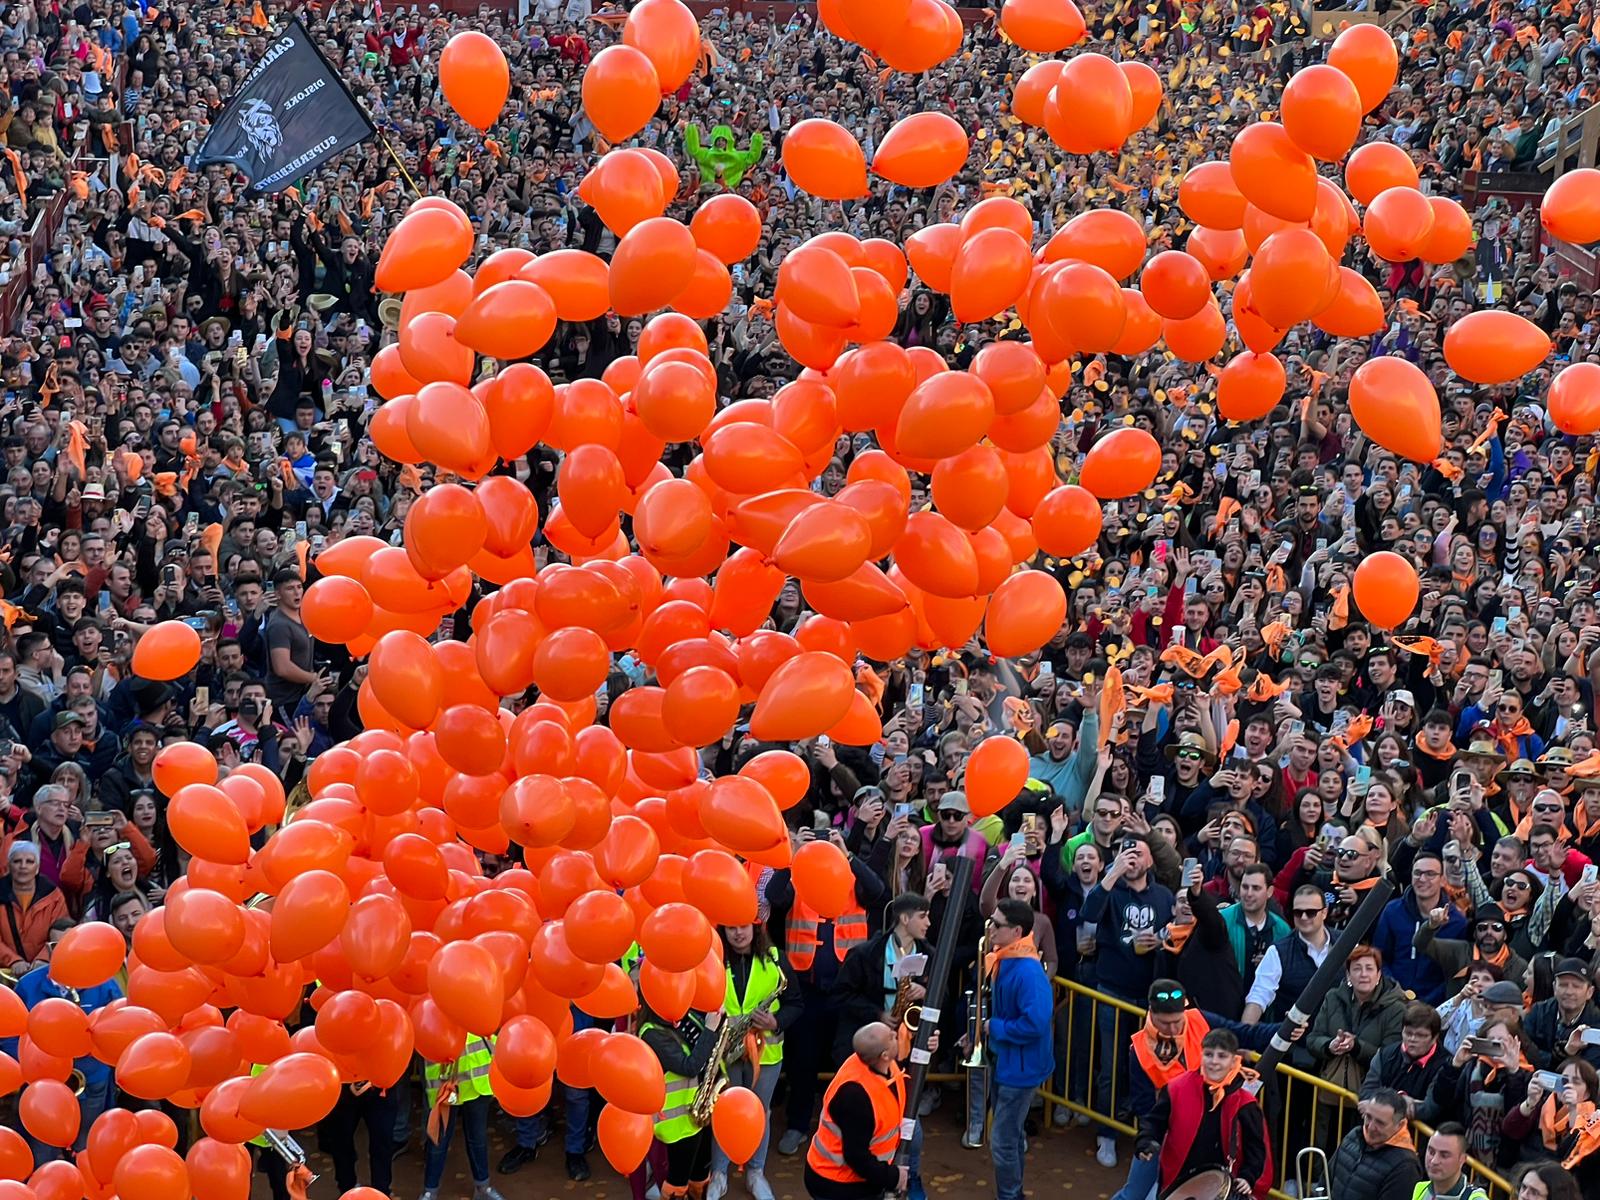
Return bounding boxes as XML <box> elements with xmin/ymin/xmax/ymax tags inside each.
<box><xmin>1038</xmin><ymin>976</ymin><xmax>1515</xmax><ymax>1200</ymax></box>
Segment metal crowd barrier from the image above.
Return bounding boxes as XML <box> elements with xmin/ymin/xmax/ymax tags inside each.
<box><xmin>1036</xmin><ymin>976</ymin><xmax>1515</xmax><ymax>1200</ymax></box>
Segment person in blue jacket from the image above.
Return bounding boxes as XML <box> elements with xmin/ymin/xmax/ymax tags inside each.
<box><xmin>1370</xmin><ymin>849</ymin><xmax>1466</xmax><ymax>1004</ymax></box>
<box><xmin>0</xmin><ymin>917</ymin><xmax>124</xmax><ymax>1163</ymax></box>
<box><xmin>983</xmin><ymin>898</ymin><xmax>1054</xmax><ymax>1200</ymax></box>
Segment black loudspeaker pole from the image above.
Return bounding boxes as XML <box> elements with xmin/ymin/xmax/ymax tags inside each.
<box><xmin>890</xmin><ymin>852</ymin><xmax>975</xmax><ymax>1194</ymax></box>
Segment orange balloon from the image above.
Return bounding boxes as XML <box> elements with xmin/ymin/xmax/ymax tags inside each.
<box><xmin>904</xmin><ymin>222</ymin><xmax>963</xmax><ymax>293</ymax></box>
<box><xmin>637</xmin><ymin>903</ymin><xmax>714</xmax><ymax>974</ymax></box>
<box><xmin>1012</xmin><ymin>60</ymin><xmax>1065</xmax><ymax>127</ymax></box>
<box><xmin>112</xmin><ymin>1145</ymin><xmax>187</xmax><ymax>1200</ymax></box>
<box><xmin>1139</xmin><ymin>251</ymin><xmax>1211</xmax><ymax>320</ymax></box>
<box><xmin>1344</xmin><ymin>142</ymin><xmax>1419</xmax><ymax>206</ymax></box>
<box><xmin>1079</xmin><ymin>427</ymin><xmax>1160</xmax><ymax>500</ymax></box>
<box><xmin>777</xmin><ymin>245</ymin><xmax>861</xmax><ymax>328</ymax></box>
<box><xmin>894</xmin><ymin>511</ymin><xmax>979</xmax><ymax>599</ymax></box>
<box><xmin>1327</xmin><ymin>23</ymin><xmax>1398</xmax><ymax>112</ymax></box>
<box><xmin>1001</xmin><ymin>0</ymin><xmax>1085</xmax><ymax>49</ymax></box>
<box><xmin>590</xmin><ymin>1033</ymin><xmax>667</xmax><ymax>1117</ymax></box>
<box><xmin>375</xmin><ymin>208</ymin><xmax>473</xmax><ymax>293</ymax></box>
<box><xmin>609</xmin><ymin>218</ymin><xmax>697</xmax><ymax>316</ymax></box>
<box><xmin>519</xmin><ymin>251</ymin><xmax>612</xmax><ymax>323</ymax></box>
<box><xmin>1178</xmin><ymin>161</ymin><xmax>1248</xmax><ymax>230</ymax></box>
<box><xmin>167</xmin><ymin>784</ymin><xmax>249</xmax><ymax>865</ymax></box>
<box><xmin>689</xmin><ymin>194</ymin><xmax>762</xmax><ymax>265</ymax></box>
<box><xmin>749</xmin><ymin>652</ymin><xmax>855</xmax><ymax>742</ymax></box>
<box><xmin>1348</xmin><ymin>357</ymin><xmax>1441</xmax><ymax>463</ymax></box>
<box><xmin>1549</xmin><ymin>363</ymin><xmax>1600</xmax><ymax>435</ymax></box>
<box><xmin>1218</xmin><ymin>351</ymin><xmax>1287</xmax><ymax>422</ymax></box>
<box><xmin>1044</xmin><ymin>52</ymin><xmax>1131</xmax><ymax>154</ymax></box>
<box><xmin>985</xmin><ymin>570</ymin><xmax>1067</xmax><ymax>658</ymax></box>
<box><xmin>1043</xmin><ymin>209</ymin><xmax>1146</xmax><ymax>280</ymax></box>
<box><xmin>597</xmin><ymin>1105</ymin><xmax>654</xmax><ymax>1176</ymax></box>
<box><xmin>966</xmin><ymin>736</ymin><xmax>1030</xmax><ymax>818</ymax></box>
<box><xmin>950</xmin><ymin>228</ymin><xmax>1032</xmax><ymax>323</ymax></box>
<box><xmin>581</xmin><ymin>44</ymin><xmax>660</xmax><ymax>142</ymax></box>
<box><xmin>428</xmin><ymin>941</ymin><xmax>505</xmax><ymax>1036</ymax></box>
<box><xmin>1363</xmin><ymin>187</ymin><xmax>1435</xmax><ymax>263</ymax></box>
<box><xmin>439</xmin><ymin>32</ymin><xmax>509</xmax><ymax>130</ymax></box>
<box><xmin>185</xmin><ymin>1139</ymin><xmax>250</xmax><ymax>1200</ymax></box>
<box><xmin>895</xmin><ymin>372</ymin><xmax>996</xmax><ymax>460</ymax></box>
<box><xmin>1229</xmin><ymin>122</ymin><xmax>1317</xmax><ymax>223</ymax></box>
<box><xmin>931</xmin><ymin>445</ymin><xmax>1009</xmax><ymax>532</ymax></box>
<box><xmin>1443</xmin><ymin>311</ymin><xmax>1550</xmax><ymax>385</ymax></box>
<box><xmin>621</xmin><ymin>0</ymin><xmax>701</xmax><ymax>91</ymax></box>
<box><xmin>1418</xmin><ymin>197</ymin><xmax>1474</xmax><ymax>264</ymax></box>
<box><xmin>1280</xmin><ymin>65</ymin><xmax>1362</xmax><ymax>161</ymax></box>
<box><xmin>369</xmin><ymin>630</ymin><xmax>443</xmax><ymax>729</ymax></box>
<box><xmin>1186</xmin><ymin>226</ymin><xmax>1248</xmax><ymax>282</ymax></box>
<box><xmin>131</xmin><ymin>621</ymin><xmax>200</xmax><ymax>682</ymax></box>
<box><xmin>49</xmin><ymin>923</ymin><xmax>124</xmax><ymax>991</ymax></box>
<box><xmin>1032</xmin><ymin>485</ymin><xmax>1102</xmax><ymax>558</ymax></box>
<box><xmin>872</xmin><ymin>112</ymin><xmax>969</xmax><ymax>188</ymax></box>
<box><xmin>1542</xmin><ymin>168</ymin><xmax>1600</xmax><ymax>244</ymax></box>
<box><xmin>1121</xmin><ymin>60</ymin><xmax>1162</xmax><ymax>130</ymax></box>
<box><xmin>782</xmin><ymin>119</ymin><xmax>868</xmax><ymax>200</ymax></box>
<box><xmin>1352</xmin><ymin>551</ymin><xmax>1419</xmax><ymax>630</ymax></box>
<box><xmin>453</xmin><ymin>280</ymin><xmax>557</xmax><ymax>360</ymax></box>
<box><xmin>1313</xmin><ymin>268</ymin><xmax>1385</xmax><ymax>338</ymax></box>
<box><xmin>370</xmin><ymin>343</ymin><xmax>424</xmax><ymax>400</ymax></box>
<box><xmin>711</xmin><ymin>1084</ymin><xmax>768</xmax><ymax>1165</ymax></box>
<box><xmin>790</xmin><ymin>841</ymin><xmax>855</xmax><ymax>919</ymax></box>
<box><xmin>1037</xmin><ymin>262</ymin><xmax>1125</xmax><ymax>353</ymax></box>
<box><xmin>302</xmin><ymin>576</ymin><xmax>375</xmax><ymax>644</ymax></box>
<box><xmin>1248</xmin><ymin>229</ymin><xmax>1334</xmax><ymax>329</ymax></box>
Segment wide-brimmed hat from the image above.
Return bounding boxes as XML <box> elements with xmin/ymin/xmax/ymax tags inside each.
<box><xmin>378</xmin><ymin>297</ymin><xmax>403</xmax><ymax>330</ymax></box>
<box><xmin>1538</xmin><ymin>746</ymin><xmax>1576</xmax><ymax>772</ymax></box>
<box><xmin>198</xmin><ymin>315</ymin><xmax>230</xmax><ymax>341</ymax></box>
<box><xmin>1457</xmin><ymin>738</ymin><xmax>1504</xmax><ymax>763</ymax></box>
<box><xmin>1164</xmin><ymin>732</ymin><xmax>1217</xmax><ymax>768</ymax></box>
<box><xmin>1496</xmin><ymin>759</ymin><xmax>1539</xmax><ymax>786</ymax></box>
<box><xmin>307</xmin><ymin>293</ymin><xmax>339</xmax><ymax>313</ymax></box>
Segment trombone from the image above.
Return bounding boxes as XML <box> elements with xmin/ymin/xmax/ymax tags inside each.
<box><xmin>262</xmin><ymin>1129</ymin><xmax>319</xmax><ymax>1183</ymax></box>
<box><xmin>961</xmin><ymin>933</ymin><xmax>989</xmax><ymax>1149</ymax></box>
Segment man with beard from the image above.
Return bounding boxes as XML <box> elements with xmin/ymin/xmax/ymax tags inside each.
<box><xmin>1413</xmin><ymin>902</ymin><xmax>1529</xmax><ymax>998</ymax></box>
<box><xmin>1373</xmin><ymin>850</ymin><xmax>1466</xmax><ymax>1004</ymax></box>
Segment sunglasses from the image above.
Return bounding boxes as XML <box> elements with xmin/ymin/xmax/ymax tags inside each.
<box><xmin>1095</xmin><ymin>808</ymin><xmax>1122</xmax><ymax>818</ymax></box>
<box><xmin>1476</xmin><ymin>921</ymin><xmax>1506</xmax><ymax>932</ymax></box>
<box><xmin>1292</xmin><ymin>908</ymin><xmax>1324</xmax><ymax>918</ymax></box>
<box><xmin>1151</xmin><ymin>988</ymin><xmax>1185</xmax><ymax>1003</ymax></box>
<box><xmin>1176</xmin><ymin>750</ymin><xmax>1205</xmax><ymax>762</ymax></box>
<box><xmin>1533</xmin><ymin>804</ymin><xmax>1563</xmax><ymax>813</ymax></box>
<box><xmin>1335</xmin><ymin>847</ymin><xmax>1364</xmax><ymax>860</ymax></box>
<box><xmin>1504</xmin><ymin>878</ymin><xmax>1530</xmax><ymax>888</ymax></box>
<box><xmin>988</xmin><ymin>919</ymin><xmax>1011</xmax><ymax>930</ymax></box>
<box><xmin>938</xmin><ymin>810</ymin><xmax>965</xmax><ymax>821</ymax></box>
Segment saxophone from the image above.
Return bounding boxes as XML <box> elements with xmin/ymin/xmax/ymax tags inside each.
<box><xmin>690</xmin><ymin>974</ymin><xmax>788</xmax><ymax>1127</ymax></box>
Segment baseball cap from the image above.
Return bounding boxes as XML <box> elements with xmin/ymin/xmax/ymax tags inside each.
<box><xmin>1391</xmin><ymin>690</ymin><xmax>1415</xmax><ymax>709</ymax></box>
<box><xmin>938</xmin><ymin>790</ymin><xmax>970</xmax><ymax>814</ymax></box>
<box><xmin>1555</xmin><ymin>957</ymin><xmax>1592</xmax><ymax>981</ymax></box>
<box><xmin>53</xmin><ymin>711</ymin><xmax>87</xmax><ymax>730</ymax></box>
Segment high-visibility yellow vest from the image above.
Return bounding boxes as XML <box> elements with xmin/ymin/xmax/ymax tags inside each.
<box><xmin>724</xmin><ymin>949</ymin><xmax>784</xmax><ymax>1067</ymax></box>
<box><xmin>639</xmin><ymin>1014</ymin><xmax>712</xmax><ymax>1144</ymax></box>
<box><xmin>424</xmin><ymin>1036</ymin><xmax>495</xmax><ymax>1107</ymax></box>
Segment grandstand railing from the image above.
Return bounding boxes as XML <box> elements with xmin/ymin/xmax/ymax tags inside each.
<box><xmin>1039</xmin><ymin>976</ymin><xmax>1516</xmax><ymax>1200</ymax></box>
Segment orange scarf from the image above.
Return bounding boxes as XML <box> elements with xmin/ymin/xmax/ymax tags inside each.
<box><xmin>985</xmin><ymin>933</ymin><xmax>1040</xmax><ymax>977</ymax></box>
<box><xmin>1481</xmin><ymin>1049</ymin><xmax>1533</xmax><ymax>1086</ymax></box>
<box><xmin>1456</xmin><ymin>942</ymin><xmax>1510</xmax><ymax>979</ymax></box>
<box><xmin>1539</xmin><ymin>1094</ymin><xmax>1595</xmax><ymax>1151</ymax></box>
<box><xmin>1413</xmin><ymin>732</ymin><xmax>1458</xmax><ymax>762</ymax></box>
<box><xmin>1204</xmin><ymin>1058</ymin><xmax>1258</xmax><ymax>1109</ymax></box>
<box><xmin>1489</xmin><ymin>716</ymin><xmax>1535</xmax><ymax>763</ymax></box>
<box><xmin>1385</xmin><ymin>1120</ymin><xmax>1417</xmax><ymax>1153</ymax></box>
<box><xmin>1163</xmin><ymin>920</ymin><xmax>1196</xmax><ymax>954</ymax></box>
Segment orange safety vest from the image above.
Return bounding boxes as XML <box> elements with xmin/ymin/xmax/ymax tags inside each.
<box><xmin>807</xmin><ymin>1053</ymin><xmax>906</xmax><ymax>1183</ymax></box>
<box><xmin>1130</xmin><ymin>1009</ymin><xmax>1210</xmax><ymax>1091</ymax></box>
<box><xmin>786</xmin><ymin>897</ymin><xmax>867</xmax><ymax>971</ymax></box>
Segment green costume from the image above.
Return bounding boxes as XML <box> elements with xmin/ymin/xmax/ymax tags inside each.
<box><xmin>683</xmin><ymin>123</ymin><xmax>765</xmax><ymax>188</ymax></box>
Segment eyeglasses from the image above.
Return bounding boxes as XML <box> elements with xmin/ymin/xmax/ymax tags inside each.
<box><xmin>1094</xmin><ymin>808</ymin><xmax>1122</xmax><ymax>818</ymax></box>
<box><xmin>1504</xmin><ymin>878</ymin><xmax>1531</xmax><ymax>889</ymax></box>
<box><xmin>1476</xmin><ymin>921</ymin><xmax>1506</xmax><ymax>932</ymax></box>
<box><xmin>1335</xmin><ymin>848</ymin><xmax>1363</xmax><ymax>860</ymax></box>
<box><xmin>1411</xmin><ymin>867</ymin><xmax>1441</xmax><ymax>878</ymax></box>
<box><xmin>1292</xmin><ymin>908</ymin><xmax>1324</xmax><ymax>918</ymax></box>
<box><xmin>988</xmin><ymin>919</ymin><xmax>1011</xmax><ymax>930</ymax></box>
<box><xmin>938</xmin><ymin>810</ymin><xmax>965</xmax><ymax>821</ymax></box>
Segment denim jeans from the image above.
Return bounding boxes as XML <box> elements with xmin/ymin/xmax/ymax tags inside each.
<box><xmin>709</xmin><ymin>1056</ymin><xmax>782</xmax><ymax>1174</ymax></box>
<box><xmin>1110</xmin><ymin>1151</ymin><xmax>1160</xmax><ymax>1200</ymax></box>
<box><xmin>514</xmin><ymin>1081</ymin><xmax>590</xmax><ymax>1154</ymax></box>
<box><xmin>1095</xmin><ymin>999</ymin><xmax>1133</xmax><ymax>1137</ymax></box>
<box><xmin>990</xmin><ymin>1084</ymin><xmax>1034</xmax><ymax>1200</ymax></box>
<box><xmin>424</xmin><ymin>1097</ymin><xmax>491</xmax><ymax>1189</ymax></box>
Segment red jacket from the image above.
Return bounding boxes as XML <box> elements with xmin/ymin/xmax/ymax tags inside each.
<box><xmin>1158</xmin><ymin>1069</ymin><xmax>1273</xmax><ymax>1200</ymax></box>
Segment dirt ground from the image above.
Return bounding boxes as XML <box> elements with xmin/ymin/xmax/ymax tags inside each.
<box><xmin>263</xmin><ymin>1091</ymin><xmax>1129</xmax><ymax>1200</ymax></box>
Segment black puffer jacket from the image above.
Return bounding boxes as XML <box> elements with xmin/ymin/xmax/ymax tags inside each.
<box><xmin>1327</xmin><ymin>1126</ymin><xmax>1423</xmax><ymax>1200</ymax></box>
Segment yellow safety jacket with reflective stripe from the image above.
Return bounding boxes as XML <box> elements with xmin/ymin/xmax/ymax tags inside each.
<box><xmin>639</xmin><ymin>1013</ymin><xmax>712</xmax><ymax>1144</ymax></box>
<box><xmin>724</xmin><ymin>949</ymin><xmax>784</xmax><ymax>1067</ymax></box>
<box><xmin>424</xmin><ymin>1036</ymin><xmax>495</xmax><ymax>1107</ymax></box>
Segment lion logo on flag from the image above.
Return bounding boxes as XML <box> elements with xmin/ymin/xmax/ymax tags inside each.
<box><xmin>239</xmin><ymin>98</ymin><xmax>282</xmax><ymax>160</ymax></box>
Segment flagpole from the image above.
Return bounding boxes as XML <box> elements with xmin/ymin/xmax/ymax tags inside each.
<box><xmin>378</xmin><ymin>130</ymin><xmax>422</xmax><ymax>196</ymax></box>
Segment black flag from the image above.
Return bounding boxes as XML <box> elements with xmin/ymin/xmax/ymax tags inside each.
<box><xmin>191</xmin><ymin>17</ymin><xmax>375</xmax><ymax>194</ymax></box>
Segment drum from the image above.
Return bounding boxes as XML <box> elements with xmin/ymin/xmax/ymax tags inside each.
<box><xmin>1159</xmin><ymin>1166</ymin><xmax>1232</xmax><ymax>1200</ymax></box>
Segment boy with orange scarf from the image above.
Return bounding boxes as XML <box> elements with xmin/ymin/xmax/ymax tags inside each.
<box><xmin>1134</xmin><ymin>1028</ymin><xmax>1273</xmax><ymax>1199</ymax></box>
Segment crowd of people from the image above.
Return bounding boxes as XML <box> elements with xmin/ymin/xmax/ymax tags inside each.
<box><xmin>3</xmin><ymin>0</ymin><xmax>1600</xmax><ymax>1199</ymax></box>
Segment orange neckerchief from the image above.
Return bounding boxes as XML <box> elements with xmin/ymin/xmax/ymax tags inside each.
<box><xmin>1330</xmin><ymin>585</ymin><xmax>1350</xmax><ymax>631</ymax></box>
<box><xmin>1515</xmin><ymin>811</ymin><xmax>1571</xmax><ymax>842</ymax></box>
<box><xmin>1481</xmin><ymin>1049</ymin><xmax>1533</xmax><ymax>1086</ymax></box>
<box><xmin>1540</xmin><ymin>1093</ymin><xmax>1594</xmax><ymax>1151</ymax></box>
<box><xmin>1457</xmin><ymin>942</ymin><xmax>1510</xmax><ymax>979</ymax></box>
<box><xmin>1489</xmin><ymin>717</ymin><xmax>1536</xmax><ymax>762</ymax></box>
<box><xmin>1163</xmin><ymin>920</ymin><xmax>1196</xmax><ymax>954</ymax></box>
<box><xmin>1205</xmin><ymin>1058</ymin><xmax>1258</xmax><ymax>1109</ymax></box>
<box><xmin>1413</xmin><ymin>732</ymin><xmax>1458</xmax><ymax>762</ymax></box>
<box><xmin>426</xmin><ymin>1077</ymin><xmax>458</xmax><ymax>1144</ymax></box>
<box><xmin>985</xmin><ymin>933</ymin><xmax>1040</xmax><ymax>977</ymax></box>
<box><xmin>1557</xmin><ymin>1102</ymin><xmax>1600</xmax><ymax>1169</ymax></box>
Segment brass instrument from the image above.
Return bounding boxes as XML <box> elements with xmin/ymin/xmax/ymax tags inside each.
<box><xmin>690</xmin><ymin>975</ymin><xmax>788</xmax><ymax>1127</ymax></box>
<box><xmin>261</xmin><ymin>1128</ymin><xmax>319</xmax><ymax>1183</ymax></box>
<box><xmin>962</xmin><ymin>933</ymin><xmax>988</xmax><ymax>1072</ymax></box>
<box><xmin>67</xmin><ymin>1070</ymin><xmax>85</xmax><ymax>1096</ymax></box>
<box><xmin>0</xmin><ymin>968</ymin><xmax>15</xmax><ymax>989</ymax></box>
<box><xmin>890</xmin><ymin>975</ymin><xmax>922</xmax><ymax>1033</ymax></box>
